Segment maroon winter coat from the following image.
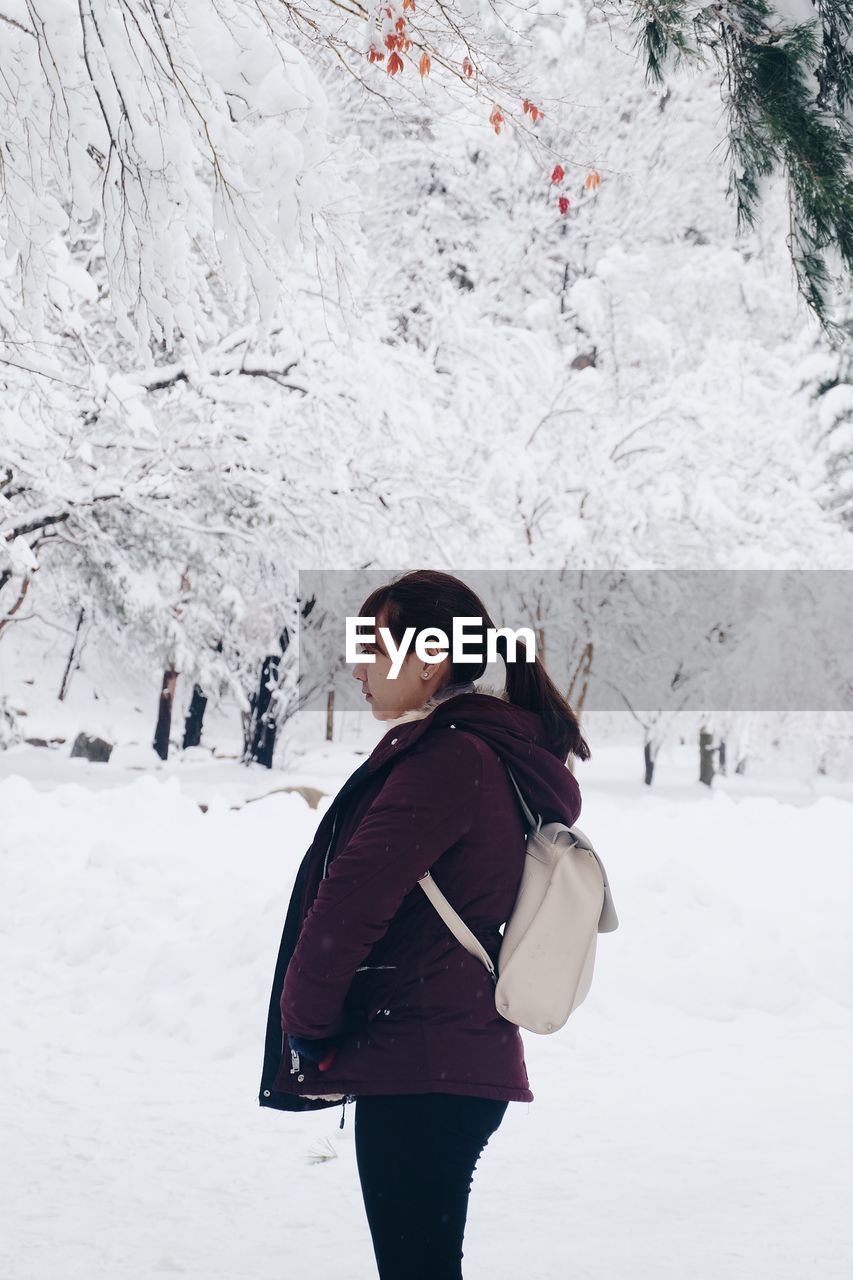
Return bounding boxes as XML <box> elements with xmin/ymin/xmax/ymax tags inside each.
<box><xmin>258</xmin><ymin>685</ymin><xmax>582</xmax><ymax>1114</ymax></box>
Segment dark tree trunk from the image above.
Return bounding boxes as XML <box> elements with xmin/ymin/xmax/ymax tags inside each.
<box><xmin>246</xmin><ymin>654</ymin><xmax>280</xmax><ymax>767</ymax></box>
<box><xmin>58</xmin><ymin>606</ymin><xmax>86</xmax><ymax>702</ymax></box>
<box><xmin>718</xmin><ymin>738</ymin><xmax>727</xmax><ymax>776</ymax></box>
<box><xmin>699</xmin><ymin>726</ymin><xmax>715</xmax><ymax>787</ymax></box>
<box><xmin>644</xmin><ymin>740</ymin><xmax>655</xmax><ymax>786</ymax></box>
<box><xmin>326</xmin><ymin>689</ymin><xmax>335</xmax><ymax>742</ymax></box>
<box><xmin>182</xmin><ymin>684</ymin><xmax>208</xmax><ymax>749</ymax></box>
<box><xmin>154</xmin><ymin>667</ymin><xmax>178</xmax><ymax>761</ymax></box>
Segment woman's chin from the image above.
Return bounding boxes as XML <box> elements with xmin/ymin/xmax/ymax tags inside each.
<box><xmin>371</xmin><ymin>702</ymin><xmax>401</xmax><ymax>722</ymax></box>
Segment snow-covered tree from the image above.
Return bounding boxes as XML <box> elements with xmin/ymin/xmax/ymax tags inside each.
<box><xmin>3</xmin><ymin>0</ymin><xmax>852</xmax><ymax>773</ymax></box>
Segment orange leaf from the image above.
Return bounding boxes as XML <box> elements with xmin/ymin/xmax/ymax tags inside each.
<box><xmin>551</xmin><ymin>163</ymin><xmax>565</xmax><ymax>184</ymax></box>
<box><xmin>403</xmin><ymin>0</ymin><xmax>416</xmax><ymax>9</ymax></box>
<box><xmin>462</xmin><ymin>57</ymin><xmax>474</xmax><ymax>78</ymax></box>
<box><xmin>367</xmin><ymin>45</ymin><xmax>385</xmax><ymax>62</ymax></box>
<box><xmin>584</xmin><ymin>170</ymin><xmax>601</xmax><ymax>190</ymax></box>
<box><xmin>489</xmin><ymin>105</ymin><xmax>504</xmax><ymax>135</ymax></box>
<box><xmin>419</xmin><ymin>51</ymin><xmax>431</xmax><ymax>77</ymax></box>
<box><xmin>395</xmin><ymin>16</ymin><xmax>405</xmax><ymax>30</ymax></box>
<box><xmin>387</xmin><ymin>50</ymin><xmax>404</xmax><ymax>74</ymax></box>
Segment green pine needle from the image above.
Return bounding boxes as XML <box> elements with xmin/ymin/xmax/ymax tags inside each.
<box><xmin>623</xmin><ymin>0</ymin><xmax>853</xmax><ymax>335</ymax></box>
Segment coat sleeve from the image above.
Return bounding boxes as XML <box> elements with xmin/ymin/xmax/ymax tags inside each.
<box><xmin>280</xmin><ymin>728</ymin><xmax>484</xmax><ymax>1040</ymax></box>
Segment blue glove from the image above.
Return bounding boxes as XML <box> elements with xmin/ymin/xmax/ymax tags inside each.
<box><xmin>288</xmin><ymin>1033</ymin><xmax>337</xmax><ymax>1064</ymax></box>
<box><xmin>286</xmin><ymin>1007</ymin><xmax>367</xmax><ymax>1065</ymax></box>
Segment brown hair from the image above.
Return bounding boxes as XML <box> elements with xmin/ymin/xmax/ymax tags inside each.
<box><xmin>359</xmin><ymin>568</ymin><xmax>590</xmax><ymax>763</ymax></box>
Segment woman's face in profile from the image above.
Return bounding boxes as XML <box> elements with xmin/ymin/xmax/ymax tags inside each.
<box><xmin>352</xmin><ymin>609</ymin><xmax>448</xmax><ymax>721</ymax></box>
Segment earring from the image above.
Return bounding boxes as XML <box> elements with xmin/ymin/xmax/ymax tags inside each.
<box><xmin>421</xmin><ymin>672</ymin><xmax>430</xmax><ymax>680</ymax></box>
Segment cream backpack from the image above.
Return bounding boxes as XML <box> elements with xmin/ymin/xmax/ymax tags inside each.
<box><xmin>419</xmin><ymin>765</ymin><xmax>618</xmax><ymax>1033</ymax></box>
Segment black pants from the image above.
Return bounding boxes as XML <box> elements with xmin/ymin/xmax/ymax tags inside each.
<box><xmin>354</xmin><ymin>1092</ymin><xmax>509</xmax><ymax>1280</ymax></box>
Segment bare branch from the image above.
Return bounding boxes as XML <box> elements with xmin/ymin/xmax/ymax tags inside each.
<box><xmin>0</xmin><ymin>10</ymin><xmax>34</xmax><ymax>36</ymax></box>
<box><xmin>0</xmin><ymin>571</ymin><xmax>34</xmax><ymax>635</ymax></box>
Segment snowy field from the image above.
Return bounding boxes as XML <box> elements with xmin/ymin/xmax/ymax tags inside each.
<box><xmin>2</xmin><ymin>729</ymin><xmax>852</xmax><ymax>1280</ymax></box>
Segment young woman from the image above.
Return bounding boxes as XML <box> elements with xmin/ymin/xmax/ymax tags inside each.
<box><xmin>259</xmin><ymin>569</ymin><xmax>590</xmax><ymax>1279</ymax></box>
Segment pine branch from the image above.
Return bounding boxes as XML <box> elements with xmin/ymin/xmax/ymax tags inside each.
<box><xmin>625</xmin><ymin>0</ymin><xmax>704</xmax><ymax>83</ymax></box>
<box><xmin>622</xmin><ymin>1</ymin><xmax>853</xmax><ymax>338</ymax></box>
<box><xmin>813</xmin><ymin>0</ymin><xmax>853</xmax><ymax>113</ymax></box>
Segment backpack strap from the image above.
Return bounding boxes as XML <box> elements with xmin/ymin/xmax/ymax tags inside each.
<box><xmin>416</xmin><ymin>762</ymin><xmax>542</xmax><ymax>983</ymax></box>
<box><xmin>417</xmin><ymin>871</ymin><xmax>497</xmax><ymax>983</ymax></box>
<box><xmin>503</xmin><ymin>764</ymin><xmax>542</xmax><ymax>834</ymax></box>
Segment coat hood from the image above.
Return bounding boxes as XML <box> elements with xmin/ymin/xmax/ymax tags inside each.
<box><xmin>366</xmin><ymin>680</ymin><xmax>582</xmax><ymax>827</ymax></box>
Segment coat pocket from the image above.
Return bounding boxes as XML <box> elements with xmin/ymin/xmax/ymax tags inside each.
<box><xmin>345</xmin><ymin>965</ymin><xmax>400</xmax><ymax>1022</ymax></box>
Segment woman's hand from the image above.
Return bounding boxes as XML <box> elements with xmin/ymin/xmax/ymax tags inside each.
<box><xmin>288</xmin><ymin>1033</ymin><xmax>339</xmax><ymax>1070</ymax></box>
<box><xmin>286</xmin><ymin>1007</ymin><xmax>367</xmax><ymax>1071</ymax></box>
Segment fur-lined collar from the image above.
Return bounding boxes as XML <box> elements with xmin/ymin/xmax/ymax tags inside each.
<box><xmin>389</xmin><ymin>680</ymin><xmax>509</xmax><ymax>726</ymax></box>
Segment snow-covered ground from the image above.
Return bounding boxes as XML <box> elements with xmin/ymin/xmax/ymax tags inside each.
<box><xmin>2</xmin><ymin>726</ymin><xmax>852</xmax><ymax>1280</ymax></box>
